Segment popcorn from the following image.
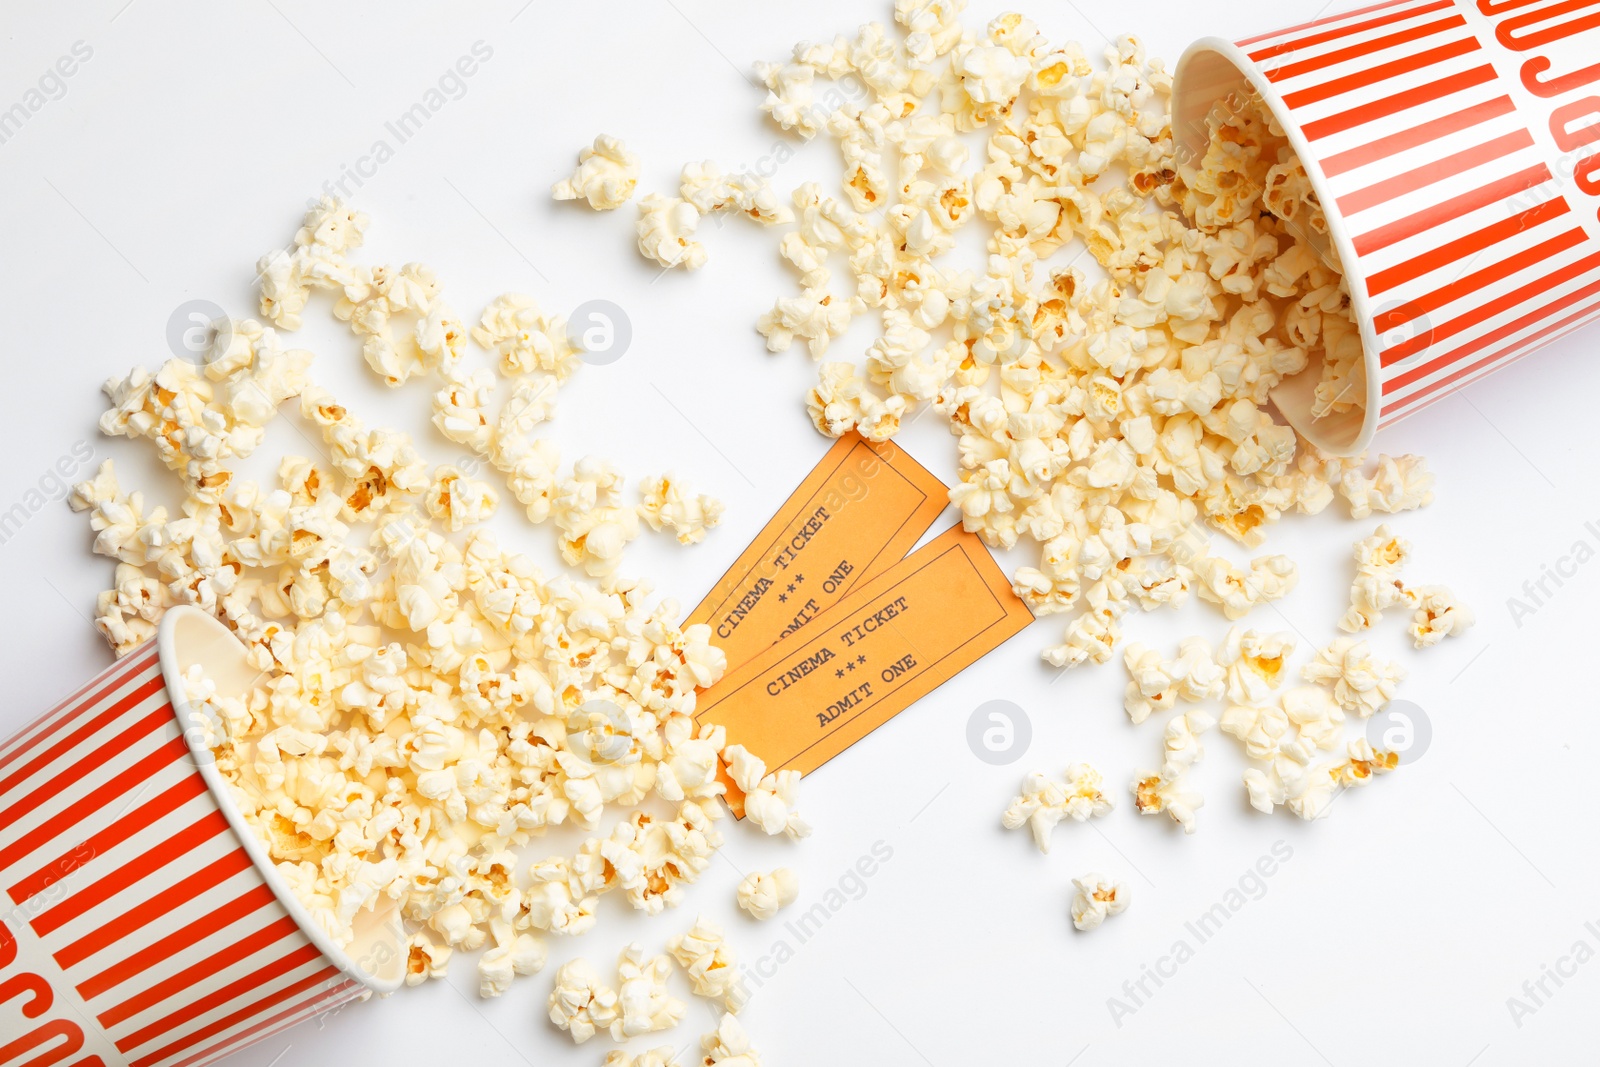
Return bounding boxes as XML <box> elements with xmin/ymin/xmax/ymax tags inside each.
<box><xmin>1195</xmin><ymin>555</ymin><xmax>1298</xmax><ymax>620</ymax></box>
<box><xmin>552</xmin><ymin>134</ymin><xmax>640</xmax><ymax>210</ymax></box>
<box><xmin>72</xmin><ymin>200</ymin><xmax>737</xmax><ymax>991</ymax></box>
<box><xmin>604</xmin><ymin>1050</ymin><xmax>680</xmax><ymax>1067</ymax></box>
<box><xmin>1001</xmin><ymin>763</ymin><xmax>1112</xmax><ymax>852</ymax></box>
<box><xmin>1410</xmin><ymin>585</ymin><xmax>1475</xmax><ymax>648</ymax></box>
<box><xmin>471</xmin><ymin>293</ymin><xmax>580</xmax><ymax>381</ymax></box>
<box><xmin>638</xmin><ymin>473</ymin><xmax>725</xmax><ymax>545</ymax></box>
<box><xmin>425</xmin><ymin>466</ymin><xmax>500</xmax><ymax>533</ymax></box>
<box><xmin>404</xmin><ymin>931</ymin><xmax>451</xmax><ymax>986</ymax></box>
<box><xmin>1340</xmin><ymin>524</ymin><xmax>1416</xmax><ymax>632</ymax></box>
<box><xmin>1341</xmin><ymin>454</ymin><xmax>1434</xmax><ymax>519</ymax></box>
<box><xmin>669</xmin><ymin>916</ymin><xmax>748</xmax><ymax>1013</ymax></box>
<box><xmin>477</xmin><ymin>928</ymin><xmax>546</xmax><ymax>998</ymax></box>
<box><xmin>1303</xmin><ymin>637</ymin><xmax>1403</xmax><ymax>718</ymax></box>
<box><xmin>1283</xmin><ymin>684</ymin><xmax>1345</xmax><ymax>753</ymax></box>
<box><xmin>723</xmin><ymin>744</ymin><xmax>811</xmax><ymax>839</ymax></box>
<box><xmin>701</xmin><ymin>1012</ymin><xmax>764</xmax><ymax>1066</ymax></box>
<box><xmin>736</xmin><ymin>867</ymin><xmax>799</xmax><ymax>920</ymax></box>
<box><xmin>1070</xmin><ymin>873</ymin><xmax>1129</xmax><ymax>932</ymax></box>
<box><xmin>612</xmin><ymin>943</ymin><xmax>687</xmax><ymax>1040</ymax></box>
<box><xmin>1216</xmin><ymin>625</ymin><xmax>1294</xmax><ymax>706</ymax></box>
<box><xmin>548</xmin><ymin>957</ymin><xmax>619</xmax><ymax>1044</ymax></box>
<box><xmin>1132</xmin><ymin>763</ymin><xmax>1202</xmax><ymax>833</ymax></box>
<box><xmin>637</xmin><ymin>194</ymin><xmax>708</xmax><ymax>271</ymax></box>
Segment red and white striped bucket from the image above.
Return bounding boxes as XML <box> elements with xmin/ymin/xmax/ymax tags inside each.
<box><xmin>0</xmin><ymin>607</ymin><xmax>402</xmax><ymax>1066</ymax></box>
<box><xmin>1174</xmin><ymin>0</ymin><xmax>1600</xmax><ymax>455</ymax></box>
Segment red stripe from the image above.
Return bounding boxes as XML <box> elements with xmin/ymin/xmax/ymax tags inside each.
<box><xmin>77</xmin><ymin>879</ymin><xmax>274</xmax><ymax>1000</ymax></box>
<box><xmin>1322</xmin><ymin>96</ymin><xmax>1518</xmax><ymax>178</ymax></box>
<box><xmin>1381</xmin><ymin>299</ymin><xmax>1600</xmax><ymax>421</ymax></box>
<box><xmin>1380</xmin><ymin>250</ymin><xmax>1600</xmax><ymax>365</ymax></box>
<box><xmin>0</xmin><ymin>649</ymin><xmax>159</xmax><ymax>780</ymax></box>
<box><xmin>119</xmin><ymin>949</ymin><xmax>325</xmax><ymax>1059</ymax></box>
<box><xmin>1352</xmin><ymin>163</ymin><xmax>1554</xmax><ymax>257</ymax></box>
<box><xmin>30</xmin><ymin>805</ymin><xmax>229</xmax><ymax>939</ymax></box>
<box><xmin>99</xmin><ymin>916</ymin><xmax>300</xmax><ymax>1029</ymax></box>
<box><xmin>162</xmin><ymin>980</ymin><xmax>358</xmax><ymax>1067</ymax></box>
<box><xmin>55</xmin><ymin>850</ymin><xmax>253</xmax><ymax>970</ymax></box>
<box><xmin>1283</xmin><ymin>36</ymin><xmax>1481</xmax><ymax>110</ymax></box>
<box><xmin>0</xmin><ymin>646</ymin><xmax>153</xmax><ymax>769</ymax></box>
<box><xmin>1367</xmin><ymin>197</ymin><xmax>1574</xmax><ymax>297</ymax></box>
<box><xmin>0</xmin><ymin>733</ymin><xmax>185</xmax><ymax>884</ymax></box>
<box><xmin>1243</xmin><ymin>0</ymin><xmax>1436</xmax><ymax>52</ymax></box>
<box><xmin>1302</xmin><ymin>64</ymin><xmax>1497</xmax><ymax>141</ymax></box>
<box><xmin>0</xmin><ymin>700</ymin><xmax>174</xmax><ymax>838</ymax></box>
<box><xmin>1338</xmin><ymin>129</ymin><xmax>1537</xmax><ymax>216</ymax></box>
<box><xmin>1383</xmin><ymin>278</ymin><xmax>1600</xmax><ymax>396</ymax></box>
<box><xmin>1375</xmin><ymin>228</ymin><xmax>1589</xmax><ymax>333</ymax></box>
<box><xmin>0</xmin><ymin>671</ymin><xmax>166</xmax><ymax>806</ymax></box>
<box><xmin>1264</xmin><ymin>13</ymin><xmax>1465</xmax><ymax>81</ymax></box>
<box><xmin>12</xmin><ymin>773</ymin><xmax>208</xmax><ymax>908</ymax></box>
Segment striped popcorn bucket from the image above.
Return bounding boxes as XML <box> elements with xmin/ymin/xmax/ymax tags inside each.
<box><xmin>0</xmin><ymin>606</ymin><xmax>402</xmax><ymax>1067</ymax></box>
<box><xmin>1173</xmin><ymin>0</ymin><xmax>1600</xmax><ymax>454</ymax></box>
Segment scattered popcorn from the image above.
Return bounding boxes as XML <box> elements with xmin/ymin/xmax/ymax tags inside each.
<box><xmin>637</xmin><ymin>194</ymin><xmax>708</xmax><ymax>270</ymax></box>
<box><xmin>702</xmin><ymin>1012</ymin><xmax>764</xmax><ymax>1066</ymax></box>
<box><xmin>549</xmin><ymin>957</ymin><xmax>619</xmax><ymax>1044</ymax></box>
<box><xmin>1132</xmin><ymin>763</ymin><xmax>1202</xmax><ymax>834</ymax></box>
<box><xmin>1303</xmin><ymin>637</ymin><xmax>1403</xmax><ymax>717</ymax></box>
<box><xmin>404</xmin><ymin>931</ymin><xmax>451</xmax><ymax>987</ymax></box>
<box><xmin>1340</xmin><ymin>524</ymin><xmax>1415</xmax><ymax>632</ymax></box>
<box><xmin>471</xmin><ymin>293</ymin><xmax>580</xmax><ymax>381</ymax></box>
<box><xmin>1070</xmin><ymin>873</ymin><xmax>1129</xmax><ymax>932</ymax></box>
<box><xmin>73</xmin><ymin>199</ymin><xmax>740</xmax><ymax>1000</ymax></box>
<box><xmin>478</xmin><ymin>928</ymin><xmax>546</xmax><ymax>998</ymax></box>
<box><xmin>563</xmin><ymin>18</ymin><xmax>1426</xmax><ymax>674</ymax></box>
<box><xmin>425</xmin><ymin>465</ymin><xmax>500</xmax><ymax>532</ymax></box>
<box><xmin>1410</xmin><ymin>585</ymin><xmax>1475</xmax><ymax>648</ymax></box>
<box><xmin>552</xmin><ymin>134</ymin><xmax>641</xmax><ymax>210</ymax></box>
<box><xmin>724</xmin><ymin>744</ymin><xmax>811</xmax><ymax>839</ymax></box>
<box><xmin>1341</xmin><ymin>454</ymin><xmax>1434</xmax><ymax>519</ymax></box>
<box><xmin>255</xmin><ymin>197</ymin><xmax>368</xmax><ymax>331</ymax></box>
<box><xmin>1195</xmin><ymin>555</ymin><xmax>1298</xmax><ymax>621</ymax></box>
<box><xmin>736</xmin><ymin>867</ymin><xmax>800</xmax><ymax>920</ymax></box>
<box><xmin>638</xmin><ymin>473</ymin><xmax>725</xmax><ymax>545</ymax></box>
<box><xmin>612</xmin><ymin>943</ymin><xmax>687</xmax><ymax>1040</ymax></box>
<box><xmin>1001</xmin><ymin>763</ymin><xmax>1112</xmax><ymax>852</ymax></box>
<box><xmin>670</xmin><ymin>916</ymin><xmax>748</xmax><ymax>1014</ymax></box>
<box><xmin>1282</xmin><ymin>684</ymin><xmax>1345</xmax><ymax>752</ymax></box>
<box><xmin>604</xmin><ymin>1049</ymin><xmax>680</xmax><ymax>1067</ymax></box>
<box><xmin>1216</xmin><ymin>625</ymin><xmax>1294</xmax><ymax>706</ymax></box>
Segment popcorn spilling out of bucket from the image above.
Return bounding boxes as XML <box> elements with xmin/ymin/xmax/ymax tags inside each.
<box><xmin>0</xmin><ymin>610</ymin><xmax>399</xmax><ymax>1067</ymax></box>
<box><xmin>1174</xmin><ymin>0</ymin><xmax>1600</xmax><ymax>453</ymax></box>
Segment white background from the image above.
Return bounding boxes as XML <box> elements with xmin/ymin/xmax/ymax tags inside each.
<box><xmin>0</xmin><ymin>1</ymin><xmax>1595</xmax><ymax>1064</ymax></box>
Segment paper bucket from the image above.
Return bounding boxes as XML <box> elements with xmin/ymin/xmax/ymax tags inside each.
<box><xmin>1173</xmin><ymin>0</ymin><xmax>1600</xmax><ymax>455</ymax></box>
<box><xmin>0</xmin><ymin>606</ymin><xmax>402</xmax><ymax>1067</ymax></box>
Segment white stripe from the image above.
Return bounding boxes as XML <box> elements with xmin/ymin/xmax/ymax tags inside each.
<box><xmin>119</xmin><ymin>955</ymin><xmax>330</xmax><ymax>1063</ymax></box>
<box><xmin>1254</xmin><ymin>2</ymin><xmax>1465</xmax><ymax>78</ymax></box>
<box><xmin>0</xmin><ymin>713</ymin><xmax>184</xmax><ymax>881</ymax></box>
<box><xmin>0</xmin><ymin>653</ymin><xmax>160</xmax><ymax>776</ymax></box>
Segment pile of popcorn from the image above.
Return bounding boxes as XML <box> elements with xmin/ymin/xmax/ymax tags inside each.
<box><xmin>553</xmin><ymin>1</ymin><xmax>1442</xmax><ymax>674</ymax></box>
<box><xmin>68</xmin><ymin>196</ymin><xmax>807</xmax><ymax>1060</ymax></box>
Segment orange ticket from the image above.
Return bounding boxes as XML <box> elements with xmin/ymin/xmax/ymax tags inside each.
<box><xmin>687</xmin><ymin>433</ymin><xmax>948</xmax><ymax>673</ymax></box>
<box><xmin>695</xmin><ymin>524</ymin><xmax>1036</xmax><ymax>778</ymax></box>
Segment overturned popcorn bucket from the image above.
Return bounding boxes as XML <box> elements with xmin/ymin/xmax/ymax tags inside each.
<box><xmin>1173</xmin><ymin>0</ymin><xmax>1600</xmax><ymax>455</ymax></box>
<box><xmin>0</xmin><ymin>607</ymin><xmax>402</xmax><ymax>1066</ymax></box>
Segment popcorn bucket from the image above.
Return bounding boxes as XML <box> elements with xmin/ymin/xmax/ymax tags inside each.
<box><xmin>1173</xmin><ymin>0</ymin><xmax>1600</xmax><ymax>454</ymax></box>
<box><xmin>0</xmin><ymin>607</ymin><xmax>401</xmax><ymax>1067</ymax></box>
